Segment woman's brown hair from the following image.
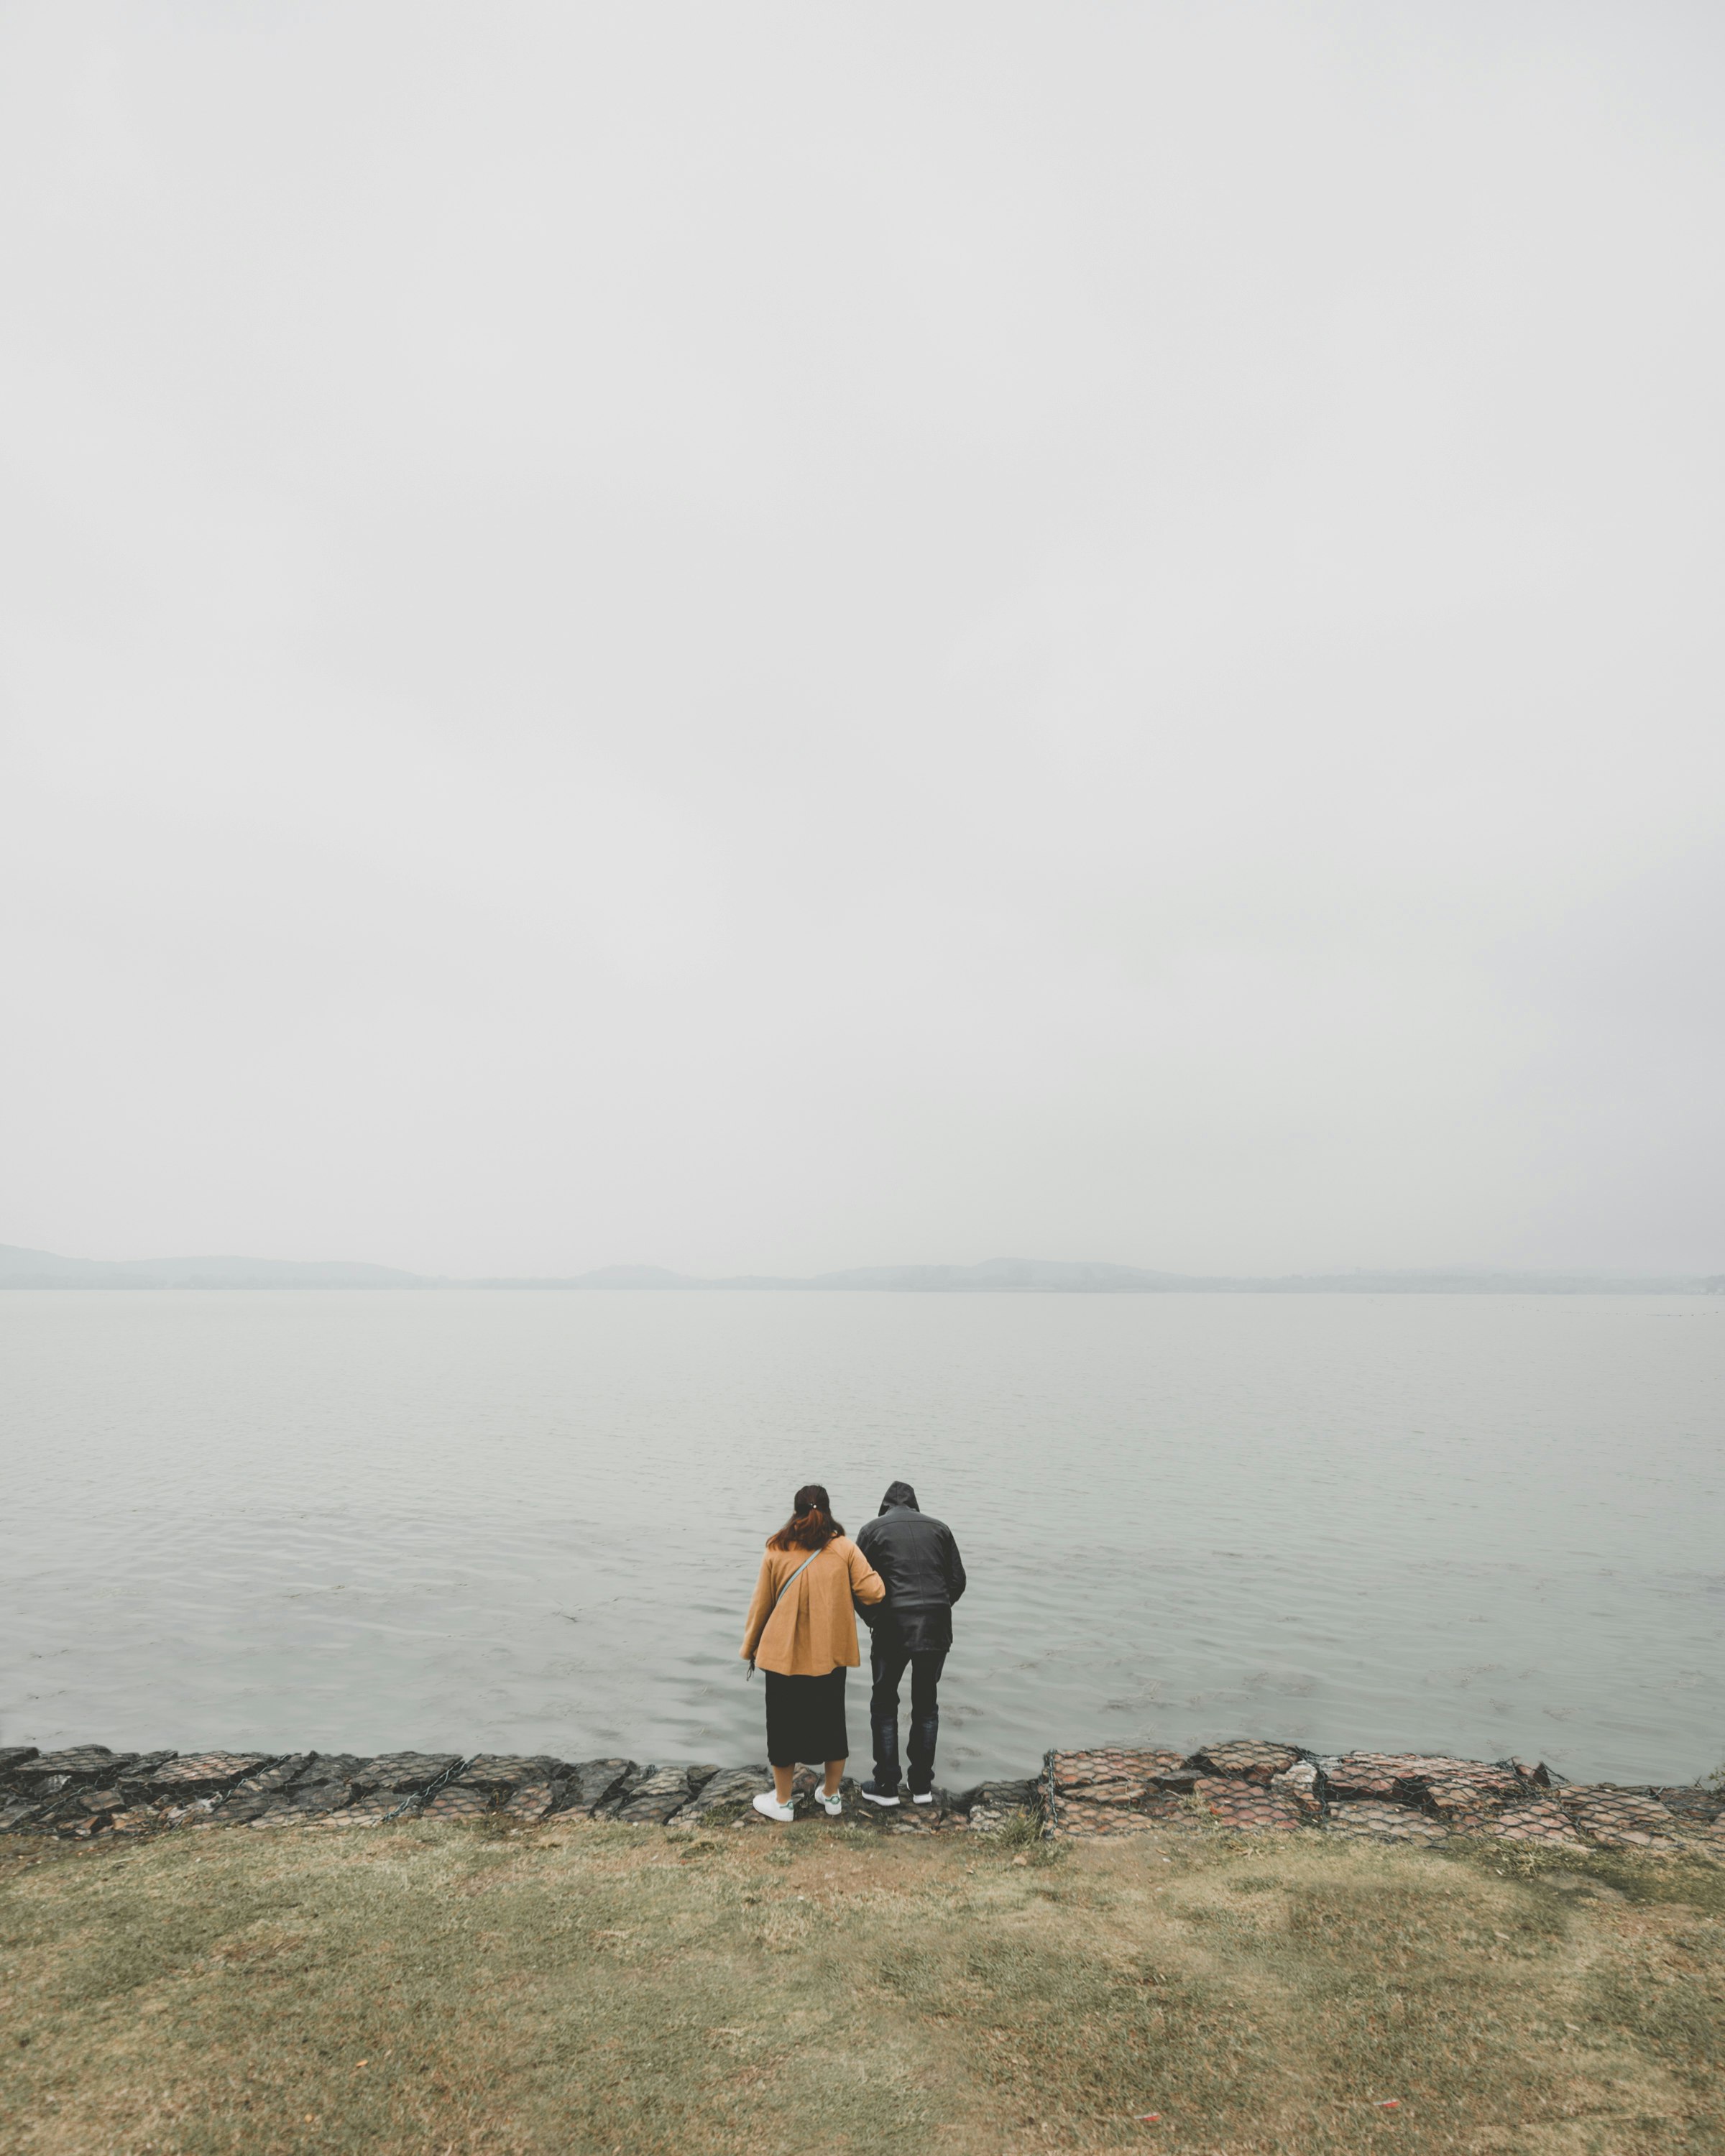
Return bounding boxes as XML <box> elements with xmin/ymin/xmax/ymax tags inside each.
<box><xmin>768</xmin><ymin>1483</ymin><xmax>844</xmax><ymax>1552</ymax></box>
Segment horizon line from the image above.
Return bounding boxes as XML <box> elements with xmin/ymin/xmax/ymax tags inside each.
<box><xmin>3</xmin><ymin>1243</ymin><xmax>1721</xmax><ymax>1294</ymax></box>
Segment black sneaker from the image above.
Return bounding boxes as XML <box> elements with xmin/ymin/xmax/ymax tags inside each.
<box><xmin>859</xmin><ymin>1780</ymin><xmax>901</xmax><ymax>1807</ymax></box>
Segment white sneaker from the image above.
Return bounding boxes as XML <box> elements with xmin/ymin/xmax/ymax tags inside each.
<box><xmin>752</xmin><ymin>1791</ymin><xmax>796</xmax><ymax>1823</ymax></box>
<box><xmin>911</xmin><ymin>1792</ymin><xmax>934</xmax><ymax>1805</ymax></box>
<box><xmin>814</xmin><ymin>1787</ymin><xmax>843</xmax><ymax>1817</ymax></box>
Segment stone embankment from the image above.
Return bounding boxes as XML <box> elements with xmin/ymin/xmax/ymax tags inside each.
<box><xmin>0</xmin><ymin>1746</ymin><xmax>1041</xmax><ymax>1841</ymax></box>
<box><xmin>1</xmin><ymin>1740</ymin><xmax>1720</xmax><ymax>1852</ymax></box>
<box><xmin>1047</xmin><ymin>1740</ymin><xmax>1724</xmax><ymax>1851</ymax></box>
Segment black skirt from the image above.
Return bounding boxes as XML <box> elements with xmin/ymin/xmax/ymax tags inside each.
<box><xmin>764</xmin><ymin>1667</ymin><xmax>849</xmax><ymax>1767</ymax></box>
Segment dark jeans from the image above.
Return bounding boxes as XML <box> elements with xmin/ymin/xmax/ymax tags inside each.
<box><xmin>870</xmin><ymin>1640</ymin><xmax>947</xmax><ymax>1795</ymax></box>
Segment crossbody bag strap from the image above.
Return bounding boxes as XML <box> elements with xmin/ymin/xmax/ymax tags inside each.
<box><xmin>748</xmin><ymin>1547</ymin><xmax>822</xmax><ymax>1677</ymax></box>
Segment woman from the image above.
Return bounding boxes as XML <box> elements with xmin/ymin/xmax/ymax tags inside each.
<box><xmin>740</xmin><ymin>1483</ymin><xmax>885</xmax><ymax>1821</ymax></box>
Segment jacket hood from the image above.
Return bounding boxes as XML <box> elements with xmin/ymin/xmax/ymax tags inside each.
<box><xmin>878</xmin><ymin>1480</ymin><xmax>919</xmax><ymax>1514</ymax></box>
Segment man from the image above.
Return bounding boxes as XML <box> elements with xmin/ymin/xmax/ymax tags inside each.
<box><xmin>854</xmin><ymin>1480</ymin><xmax>966</xmax><ymax>1807</ymax></box>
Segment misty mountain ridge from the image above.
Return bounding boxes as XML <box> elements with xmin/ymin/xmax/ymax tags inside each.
<box><xmin>2</xmin><ymin>1245</ymin><xmax>1719</xmax><ymax>1294</ymax></box>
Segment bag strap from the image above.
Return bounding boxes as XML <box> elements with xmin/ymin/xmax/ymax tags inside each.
<box><xmin>747</xmin><ymin>1546</ymin><xmax>823</xmax><ymax>1676</ymax></box>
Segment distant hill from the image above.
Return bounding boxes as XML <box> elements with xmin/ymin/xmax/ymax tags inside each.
<box><xmin>801</xmin><ymin>1258</ymin><xmax>1205</xmax><ymax>1291</ymax></box>
<box><xmin>727</xmin><ymin>1259</ymin><xmax>1717</xmax><ymax>1294</ymax></box>
<box><xmin>1</xmin><ymin>1244</ymin><xmax>1715</xmax><ymax>1293</ymax></box>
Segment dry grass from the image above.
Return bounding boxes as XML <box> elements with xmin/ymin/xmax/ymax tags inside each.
<box><xmin>1</xmin><ymin>1813</ymin><xmax>1721</xmax><ymax>2155</ymax></box>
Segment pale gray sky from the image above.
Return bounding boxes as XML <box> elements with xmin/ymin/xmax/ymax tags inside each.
<box><xmin>2</xmin><ymin>1</ymin><xmax>1721</xmax><ymax>1279</ymax></box>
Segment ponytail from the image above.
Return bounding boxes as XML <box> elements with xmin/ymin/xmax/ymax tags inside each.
<box><xmin>768</xmin><ymin>1481</ymin><xmax>845</xmax><ymax>1552</ymax></box>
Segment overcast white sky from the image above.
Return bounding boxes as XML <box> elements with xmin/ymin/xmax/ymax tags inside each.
<box><xmin>1</xmin><ymin>1</ymin><xmax>1721</xmax><ymax>1279</ymax></box>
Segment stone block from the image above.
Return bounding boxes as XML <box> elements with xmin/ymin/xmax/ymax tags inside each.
<box><xmin>246</xmin><ymin>1801</ymin><xmax>318</xmax><ymax>1828</ymax></box>
<box><xmin>1269</xmin><ymin>1760</ymin><xmax>1322</xmax><ymax>1818</ymax></box>
<box><xmin>0</xmin><ymin>1748</ymin><xmax>40</xmax><ymax>1782</ymax></box>
<box><xmin>121</xmin><ymin>1753</ymin><xmax>180</xmax><ymax>1782</ymax></box>
<box><xmin>0</xmin><ymin>1798</ymin><xmax>43</xmax><ymax>1833</ymax></box>
<box><xmin>678</xmin><ymin>1766</ymin><xmax>771</xmax><ymax>1821</ymax></box>
<box><xmin>310</xmin><ymin>1797</ymin><xmax>400</xmax><ymax>1828</ymax></box>
<box><xmin>598</xmin><ymin>1764</ymin><xmax>676</xmax><ymax>1818</ymax></box>
<box><xmin>494</xmin><ymin>1779</ymin><xmax>556</xmax><ymax>1822</ymax></box>
<box><xmin>592</xmin><ymin>1764</ymin><xmax>653</xmax><ymax>1817</ymax></box>
<box><xmin>1652</xmin><ymin>1787</ymin><xmax>1724</xmax><ymax>1827</ymax></box>
<box><xmin>1188</xmin><ymin>1741</ymin><xmax>1300</xmax><ymax>1785</ymax></box>
<box><xmin>17</xmin><ymin>1747</ymin><xmax>137</xmax><ymax>1784</ymax></box>
<box><xmin>1320</xmin><ymin>1754</ymin><xmax>1430</xmax><ymax>1802</ymax></box>
<box><xmin>561</xmin><ymin>1759</ymin><xmax>637</xmax><ymax>1815</ymax></box>
<box><xmin>965</xmin><ymin>1804</ymin><xmax>1031</xmax><ymax>1833</ymax></box>
<box><xmin>49</xmin><ymin>1788</ymin><xmax>129</xmax><ymax>1835</ymax></box>
<box><xmin>1067</xmin><ymin>1775</ymin><xmax>1139</xmax><ymax>1806</ymax></box>
<box><xmin>960</xmin><ymin>1777</ymin><xmax>1044</xmax><ymax>1815</ymax></box>
<box><xmin>1553</xmin><ymin>1787</ymin><xmax>1678</xmax><ymax>1849</ymax></box>
<box><xmin>283</xmin><ymin>1777</ymin><xmax>362</xmax><ymax>1817</ymax></box>
<box><xmin>214</xmin><ymin>1793</ymin><xmax>300</xmax><ymax>1826</ymax></box>
<box><xmin>229</xmin><ymin>1755</ymin><xmax>317</xmax><ymax>1797</ymax></box>
<box><xmin>104</xmin><ymin>1807</ymin><xmax>162</xmax><ymax>1837</ymax></box>
<box><xmin>208</xmin><ymin>1761</ymin><xmax>319</xmax><ymax>1824</ymax></box>
<box><xmin>169</xmin><ymin>1797</ymin><xmax>234</xmax><ymax>1829</ymax></box>
<box><xmin>142</xmin><ymin>1753</ymin><xmax>273</xmax><ymax>1795</ymax></box>
<box><xmin>1311</xmin><ymin>1755</ymin><xmax>1529</xmax><ymax>1823</ymax></box>
<box><xmin>1049</xmin><ymin>1749</ymin><xmax>1187</xmax><ymax>1799</ymax></box>
<box><xmin>1417</xmin><ymin>1768</ymin><xmax>1524</xmax><ymax>1828</ymax></box>
<box><xmin>1045</xmin><ymin>1754</ymin><xmax>1195</xmax><ymax>1834</ymax></box>
<box><xmin>612</xmin><ymin>1765</ymin><xmax>718</xmax><ymax>1825</ymax></box>
<box><xmin>290</xmin><ymin>1754</ymin><xmax>366</xmax><ymax>1784</ymax></box>
<box><xmin>1319</xmin><ymin>1754</ymin><xmax>1524</xmax><ymax>1813</ymax></box>
<box><xmin>1324</xmin><ymin>1802</ymin><xmax>1448</xmax><ymax>1845</ymax></box>
<box><xmin>350</xmin><ymin>1753</ymin><xmax>464</xmax><ymax>1795</ymax></box>
<box><xmin>1486</xmin><ymin>1800</ymin><xmax>1586</xmax><ymax>1848</ymax></box>
<box><xmin>887</xmin><ymin>1807</ymin><xmax>956</xmax><ymax>1834</ymax></box>
<box><xmin>1193</xmin><ymin>1776</ymin><xmax>1306</xmax><ymax>1830</ymax></box>
<box><xmin>69</xmin><ymin>1785</ymin><xmax>126</xmax><ymax>1815</ymax></box>
<box><xmin>420</xmin><ymin>1783</ymin><xmax>499</xmax><ymax>1820</ymax></box>
<box><xmin>461</xmin><ymin>1755</ymin><xmax>564</xmax><ymax>1791</ymax></box>
<box><xmin>1039</xmin><ymin>1794</ymin><xmax>1190</xmax><ymax>1846</ymax></box>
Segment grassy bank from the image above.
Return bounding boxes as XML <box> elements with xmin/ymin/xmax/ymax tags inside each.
<box><xmin>2</xmin><ymin>1813</ymin><xmax>1721</xmax><ymax>2155</ymax></box>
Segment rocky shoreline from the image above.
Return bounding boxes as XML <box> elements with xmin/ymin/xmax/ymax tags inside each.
<box><xmin>2</xmin><ymin>1739</ymin><xmax>1720</xmax><ymax>1852</ymax></box>
<box><xmin>1046</xmin><ymin>1739</ymin><xmax>1724</xmax><ymax>1851</ymax></box>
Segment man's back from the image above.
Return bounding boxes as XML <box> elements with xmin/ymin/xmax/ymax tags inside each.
<box><xmin>855</xmin><ymin>1480</ymin><xmax>965</xmax><ymax>1650</ymax></box>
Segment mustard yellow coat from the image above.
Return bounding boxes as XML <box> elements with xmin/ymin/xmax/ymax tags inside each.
<box><xmin>740</xmin><ymin>1534</ymin><xmax>886</xmax><ymax>1677</ymax></box>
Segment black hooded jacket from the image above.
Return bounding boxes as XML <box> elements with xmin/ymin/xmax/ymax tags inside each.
<box><xmin>854</xmin><ymin>1482</ymin><xmax>966</xmax><ymax>1655</ymax></box>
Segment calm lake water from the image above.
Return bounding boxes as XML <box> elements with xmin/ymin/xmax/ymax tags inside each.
<box><xmin>4</xmin><ymin>1290</ymin><xmax>1722</xmax><ymax>1787</ymax></box>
